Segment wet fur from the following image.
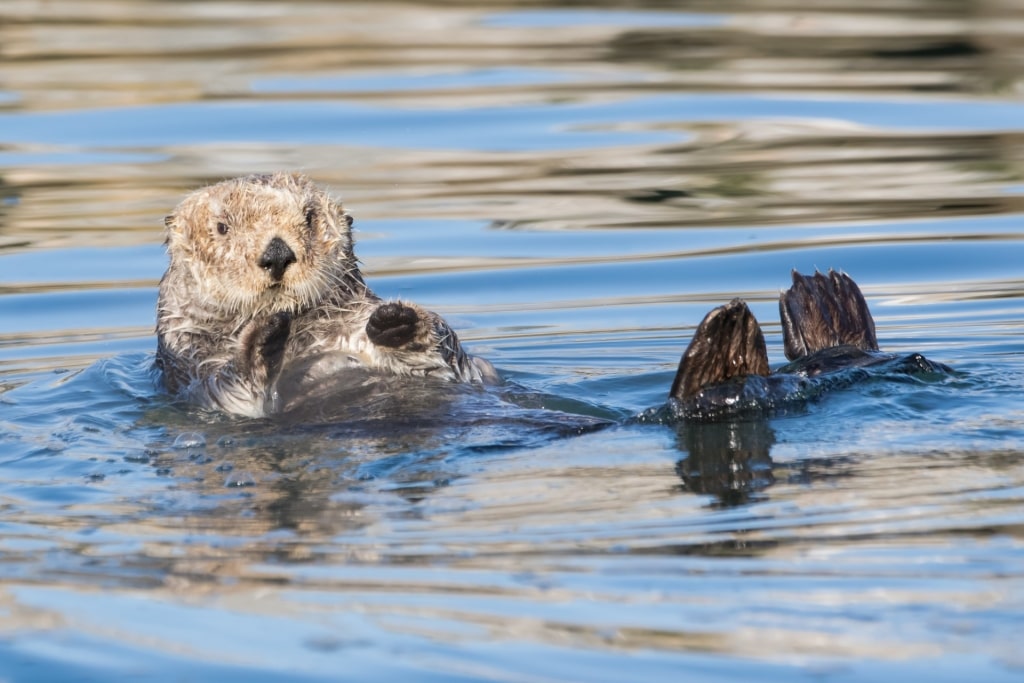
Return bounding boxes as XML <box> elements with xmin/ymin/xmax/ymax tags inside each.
<box><xmin>158</xmin><ymin>175</ymin><xmax>881</xmax><ymax>420</ymax></box>
<box><xmin>671</xmin><ymin>269</ymin><xmax>879</xmax><ymax>402</ymax></box>
<box><xmin>780</xmin><ymin>269</ymin><xmax>878</xmax><ymax>360</ymax></box>
<box><xmin>156</xmin><ymin>173</ymin><xmax>497</xmax><ymax>417</ymax></box>
<box><xmin>670</xmin><ymin>299</ymin><xmax>770</xmax><ymax>401</ymax></box>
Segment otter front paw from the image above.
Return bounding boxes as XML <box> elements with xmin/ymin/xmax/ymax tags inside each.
<box><xmin>366</xmin><ymin>302</ymin><xmax>423</xmax><ymax>349</ymax></box>
<box><xmin>244</xmin><ymin>311</ymin><xmax>291</xmax><ymax>379</ymax></box>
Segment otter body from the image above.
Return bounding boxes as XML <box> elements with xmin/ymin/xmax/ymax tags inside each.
<box><xmin>156</xmin><ymin>175</ymin><xmax>940</xmax><ymax>422</ymax></box>
<box><xmin>156</xmin><ymin>173</ymin><xmax>497</xmax><ymax>417</ymax></box>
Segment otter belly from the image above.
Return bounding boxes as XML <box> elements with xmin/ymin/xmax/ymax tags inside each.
<box><xmin>269</xmin><ymin>351</ymin><xmax>369</xmax><ymax>411</ymax></box>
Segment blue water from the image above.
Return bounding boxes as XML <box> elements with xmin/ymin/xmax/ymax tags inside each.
<box><xmin>7</xmin><ymin>95</ymin><xmax>1024</xmax><ymax>151</ymax></box>
<box><xmin>1</xmin><ymin>2</ymin><xmax>1023</xmax><ymax>681</ymax></box>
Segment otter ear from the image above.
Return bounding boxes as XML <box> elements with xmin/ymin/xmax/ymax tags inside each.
<box><xmin>305</xmin><ymin>207</ymin><xmax>353</xmax><ymax>232</ymax></box>
<box><xmin>162</xmin><ymin>214</ymin><xmax>176</xmax><ymax>246</ymax></box>
<box><xmin>162</xmin><ymin>211</ymin><xmax>195</xmax><ymax>253</ymax></box>
<box><xmin>319</xmin><ymin>193</ymin><xmax>355</xmax><ymax>239</ymax></box>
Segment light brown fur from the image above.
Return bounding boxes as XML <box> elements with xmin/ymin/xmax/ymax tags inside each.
<box><xmin>156</xmin><ymin>173</ymin><xmax>498</xmax><ymax>417</ymax></box>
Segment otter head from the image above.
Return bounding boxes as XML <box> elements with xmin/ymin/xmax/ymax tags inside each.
<box><xmin>163</xmin><ymin>173</ymin><xmax>360</xmax><ymax>317</ymax></box>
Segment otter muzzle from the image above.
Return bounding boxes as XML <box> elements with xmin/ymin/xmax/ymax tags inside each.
<box><xmin>259</xmin><ymin>237</ymin><xmax>297</xmax><ymax>281</ymax></box>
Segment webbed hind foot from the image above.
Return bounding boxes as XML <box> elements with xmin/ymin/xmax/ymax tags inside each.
<box><xmin>670</xmin><ymin>299</ymin><xmax>770</xmax><ymax>401</ymax></box>
<box><xmin>780</xmin><ymin>269</ymin><xmax>878</xmax><ymax>361</ymax></box>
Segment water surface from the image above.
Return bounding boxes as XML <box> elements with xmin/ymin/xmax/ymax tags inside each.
<box><xmin>1</xmin><ymin>2</ymin><xmax>1023</xmax><ymax>681</ymax></box>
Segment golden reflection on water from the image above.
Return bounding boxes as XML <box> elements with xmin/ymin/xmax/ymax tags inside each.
<box><xmin>5</xmin><ymin>1</ymin><xmax>1024</xmax><ymax>111</ymax></box>
<box><xmin>2</xmin><ymin>131</ymin><xmax>1023</xmax><ymax>253</ymax></box>
<box><xmin>2</xmin><ymin>1</ymin><xmax>1024</xmax><ymax>254</ymax></box>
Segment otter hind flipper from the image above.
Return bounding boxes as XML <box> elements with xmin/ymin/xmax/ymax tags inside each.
<box><xmin>670</xmin><ymin>299</ymin><xmax>770</xmax><ymax>401</ymax></box>
<box><xmin>780</xmin><ymin>269</ymin><xmax>878</xmax><ymax>361</ymax></box>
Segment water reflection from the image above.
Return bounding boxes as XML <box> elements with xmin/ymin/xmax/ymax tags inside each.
<box><xmin>0</xmin><ymin>341</ymin><xmax>1021</xmax><ymax>678</ymax></box>
<box><xmin>675</xmin><ymin>419</ymin><xmax>776</xmax><ymax>506</ymax></box>
<box><xmin>5</xmin><ymin>1</ymin><xmax>1024</xmax><ymax>111</ymax></box>
<box><xmin>2</xmin><ymin>0</ymin><xmax>1024</xmax><ymax>255</ymax></box>
<box><xmin>2</xmin><ymin>124</ymin><xmax>1022</xmax><ymax>259</ymax></box>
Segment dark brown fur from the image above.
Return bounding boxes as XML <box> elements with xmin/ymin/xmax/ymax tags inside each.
<box><xmin>670</xmin><ymin>270</ymin><xmax>878</xmax><ymax>401</ymax></box>
<box><xmin>670</xmin><ymin>299</ymin><xmax>770</xmax><ymax>401</ymax></box>
<box><xmin>780</xmin><ymin>270</ymin><xmax>878</xmax><ymax>360</ymax></box>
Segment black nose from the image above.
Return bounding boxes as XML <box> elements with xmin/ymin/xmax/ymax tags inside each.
<box><xmin>258</xmin><ymin>237</ymin><xmax>297</xmax><ymax>281</ymax></box>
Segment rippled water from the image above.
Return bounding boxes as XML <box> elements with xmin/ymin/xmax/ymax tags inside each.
<box><xmin>2</xmin><ymin>2</ymin><xmax>1024</xmax><ymax>681</ymax></box>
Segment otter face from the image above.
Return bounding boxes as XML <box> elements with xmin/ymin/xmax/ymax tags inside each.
<box><xmin>164</xmin><ymin>173</ymin><xmax>358</xmax><ymax>316</ymax></box>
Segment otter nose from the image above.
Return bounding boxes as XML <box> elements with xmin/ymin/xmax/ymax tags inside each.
<box><xmin>258</xmin><ymin>237</ymin><xmax>297</xmax><ymax>281</ymax></box>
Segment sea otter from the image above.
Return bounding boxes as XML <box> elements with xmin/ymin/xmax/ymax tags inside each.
<box><xmin>156</xmin><ymin>173</ymin><xmax>498</xmax><ymax>417</ymax></box>
<box><xmin>156</xmin><ymin>173</ymin><xmax>943</xmax><ymax>421</ymax></box>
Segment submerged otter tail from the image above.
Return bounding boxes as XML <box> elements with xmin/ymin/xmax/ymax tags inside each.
<box><xmin>780</xmin><ymin>269</ymin><xmax>879</xmax><ymax>361</ymax></box>
<box><xmin>669</xmin><ymin>299</ymin><xmax>770</xmax><ymax>401</ymax></box>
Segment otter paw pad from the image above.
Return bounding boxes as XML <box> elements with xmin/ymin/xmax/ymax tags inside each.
<box><xmin>366</xmin><ymin>303</ymin><xmax>421</xmax><ymax>349</ymax></box>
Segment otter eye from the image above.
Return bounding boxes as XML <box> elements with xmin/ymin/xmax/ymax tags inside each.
<box><xmin>304</xmin><ymin>207</ymin><xmax>316</xmax><ymax>229</ymax></box>
<box><xmin>344</xmin><ymin>214</ymin><xmax>354</xmax><ymax>228</ymax></box>
<box><xmin>216</xmin><ymin>222</ymin><xmax>230</xmax><ymax>236</ymax></box>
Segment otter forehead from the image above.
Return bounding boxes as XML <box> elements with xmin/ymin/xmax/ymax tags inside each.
<box><xmin>180</xmin><ymin>175</ymin><xmax>315</xmax><ymax>228</ymax></box>
<box><xmin>166</xmin><ymin>173</ymin><xmax>352</xmax><ymax>249</ymax></box>
<box><xmin>213</xmin><ymin>178</ymin><xmax>306</xmax><ymax>224</ymax></box>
